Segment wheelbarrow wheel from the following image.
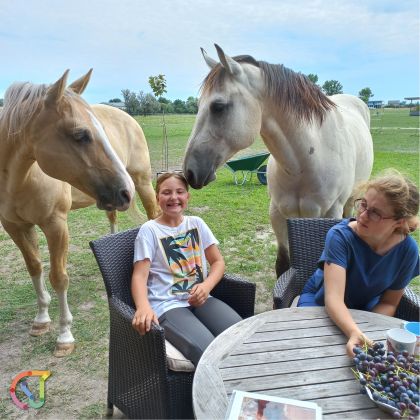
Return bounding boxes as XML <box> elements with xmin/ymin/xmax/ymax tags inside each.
<box><xmin>257</xmin><ymin>165</ymin><xmax>268</xmax><ymax>185</ymax></box>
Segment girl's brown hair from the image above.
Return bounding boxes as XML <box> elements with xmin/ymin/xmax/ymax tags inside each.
<box><xmin>155</xmin><ymin>171</ymin><xmax>189</xmax><ymax>194</ymax></box>
<box><xmin>354</xmin><ymin>169</ymin><xmax>419</xmax><ymax>234</ymax></box>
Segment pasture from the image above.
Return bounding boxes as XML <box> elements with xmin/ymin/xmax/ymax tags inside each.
<box><xmin>0</xmin><ymin>108</ymin><xmax>418</xmax><ymax>418</ymax></box>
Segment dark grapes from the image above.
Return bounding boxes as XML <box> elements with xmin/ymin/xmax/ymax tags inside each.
<box><xmin>352</xmin><ymin>342</ymin><xmax>419</xmax><ymax>419</ymax></box>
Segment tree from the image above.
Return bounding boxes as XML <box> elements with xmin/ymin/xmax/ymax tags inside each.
<box><xmin>121</xmin><ymin>89</ymin><xmax>140</xmax><ymax>115</ymax></box>
<box><xmin>148</xmin><ymin>74</ymin><xmax>167</xmax><ymax>99</ymax></box>
<box><xmin>307</xmin><ymin>74</ymin><xmax>319</xmax><ymax>85</ymax></box>
<box><xmin>137</xmin><ymin>91</ymin><xmax>160</xmax><ymax>115</ymax></box>
<box><xmin>358</xmin><ymin>87</ymin><xmax>374</xmax><ymax>104</ymax></box>
<box><xmin>109</xmin><ymin>98</ymin><xmax>122</xmax><ymax>103</ymax></box>
<box><xmin>149</xmin><ymin>74</ymin><xmax>169</xmax><ymax>170</ymax></box>
<box><xmin>185</xmin><ymin>96</ymin><xmax>198</xmax><ymax>114</ymax></box>
<box><xmin>322</xmin><ymin>80</ymin><xmax>343</xmax><ymax>96</ymax></box>
<box><xmin>0</xmin><ymin>98</ymin><xmax>3</xmax><ymax>107</ymax></box>
<box><xmin>158</xmin><ymin>97</ymin><xmax>174</xmax><ymax>113</ymax></box>
<box><xmin>173</xmin><ymin>99</ymin><xmax>187</xmax><ymax>114</ymax></box>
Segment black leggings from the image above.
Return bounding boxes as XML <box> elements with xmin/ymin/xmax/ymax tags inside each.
<box><xmin>158</xmin><ymin>297</ymin><xmax>242</xmax><ymax>366</ymax></box>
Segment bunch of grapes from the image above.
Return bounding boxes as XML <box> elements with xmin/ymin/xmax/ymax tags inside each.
<box><xmin>352</xmin><ymin>342</ymin><xmax>420</xmax><ymax>419</ymax></box>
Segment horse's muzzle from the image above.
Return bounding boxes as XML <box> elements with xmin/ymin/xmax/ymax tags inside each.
<box><xmin>184</xmin><ymin>168</ymin><xmax>216</xmax><ymax>189</ymax></box>
<box><xmin>97</xmin><ymin>188</ymin><xmax>132</xmax><ymax>211</ymax></box>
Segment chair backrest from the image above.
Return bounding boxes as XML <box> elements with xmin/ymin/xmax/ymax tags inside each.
<box><xmin>89</xmin><ymin>227</ymin><xmax>140</xmax><ymax>308</ymax></box>
<box><xmin>287</xmin><ymin>218</ymin><xmax>342</xmax><ymax>282</ymax></box>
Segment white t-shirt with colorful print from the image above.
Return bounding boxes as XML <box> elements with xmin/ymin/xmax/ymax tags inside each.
<box><xmin>133</xmin><ymin>216</ymin><xmax>219</xmax><ymax>318</ymax></box>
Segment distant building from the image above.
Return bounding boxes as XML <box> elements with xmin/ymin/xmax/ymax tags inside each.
<box><xmin>101</xmin><ymin>101</ymin><xmax>127</xmax><ymax>111</ymax></box>
<box><xmin>405</xmin><ymin>97</ymin><xmax>420</xmax><ymax>116</ymax></box>
<box><xmin>387</xmin><ymin>100</ymin><xmax>401</xmax><ymax>107</ymax></box>
<box><xmin>367</xmin><ymin>100</ymin><xmax>383</xmax><ymax>109</ymax></box>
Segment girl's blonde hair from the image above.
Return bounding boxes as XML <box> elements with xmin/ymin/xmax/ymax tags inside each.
<box><xmin>155</xmin><ymin>171</ymin><xmax>189</xmax><ymax>194</ymax></box>
<box><xmin>354</xmin><ymin>169</ymin><xmax>419</xmax><ymax>234</ymax></box>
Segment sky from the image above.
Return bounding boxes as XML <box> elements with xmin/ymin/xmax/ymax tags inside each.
<box><xmin>1</xmin><ymin>0</ymin><xmax>419</xmax><ymax>105</ymax></box>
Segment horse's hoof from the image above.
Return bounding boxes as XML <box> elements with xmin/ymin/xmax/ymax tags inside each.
<box><xmin>53</xmin><ymin>342</ymin><xmax>75</xmax><ymax>357</ymax></box>
<box><xmin>29</xmin><ymin>322</ymin><xmax>51</xmax><ymax>336</ymax></box>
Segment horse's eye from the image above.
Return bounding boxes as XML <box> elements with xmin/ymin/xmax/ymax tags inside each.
<box><xmin>210</xmin><ymin>101</ymin><xmax>227</xmax><ymax>113</ymax></box>
<box><xmin>73</xmin><ymin>129</ymin><xmax>92</xmax><ymax>144</ymax></box>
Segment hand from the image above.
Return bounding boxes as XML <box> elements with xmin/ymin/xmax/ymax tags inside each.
<box><xmin>132</xmin><ymin>306</ymin><xmax>159</xmax><ymax>335</ymax></box>
<box><xmin>346</xmin><ymin>331</ymin><xmax>374</xmax><ymax>358</ymax></box>
<box><xmin>188</xmin><ymin>283</ymin><xmax>210</xmax><ymax>307</ymax></box>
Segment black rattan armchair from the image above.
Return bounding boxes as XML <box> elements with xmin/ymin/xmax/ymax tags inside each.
<box><xmin>90</xmin><ymin>227</ymin><xmax>256</xmax><ymax>419</ymax></box>
<box><xmin>273</xmin><ymin>218</ymin><xmax>420</xmax><ymax>321</ymax></box>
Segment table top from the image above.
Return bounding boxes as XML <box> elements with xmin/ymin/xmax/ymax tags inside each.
<box><xmin>193</xmin><ymin>307</ymin><xmax>402</xmax><ymax>420</ymax></box>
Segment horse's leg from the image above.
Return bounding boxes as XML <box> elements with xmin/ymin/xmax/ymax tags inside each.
<box><xmin>1</xmin><ymin>220</ymin><xmax>52</xmax><ymax>335</ymax></box>
<box><xmin>269</xmin><ymin>201</ymin><xmax>290</xmax><ymax>278</ymax></box>
<box><xmin>41</xmin><ymin>219</ymin><xmax>75</xmax><ymax>357</ymax></box>
<box><xmin>325</xmin><ymin>200</ymin><xmax>348</xmax><ymax>218</ymax></box>
<box><xmin>342</xmin><ymin>196</ymin><xmax>354</xmax><ymax>218</ymax></box>
<box><xmin>106</xmin><ymin>210</ymin><xmax>118</xmax><ymax>233</ymax></box>
<box><xmin>132</xmin><ymin>173</ymin><xmax>160</xmax><ymax>219</ymax></box>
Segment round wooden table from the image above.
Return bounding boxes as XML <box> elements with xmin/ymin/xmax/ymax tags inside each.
<box><xmin>193</xmin><ymin>307</ymin><xmax>402</xmax><ymax>420</ymax></box>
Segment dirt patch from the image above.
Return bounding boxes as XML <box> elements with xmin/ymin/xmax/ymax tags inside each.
<box><xmin>253</xmin><ymin>279</ymin><xmax>273</xmax><ymax>313</ymax></box>
<box><xmin>188</xmin><ymin>206</ymin><xmax>210</xmax><ymax>214</ymax></box>
<box><xmin>255</xmin><ymin>226</ymin><xmax>277</xmax><ymax>245</ymax></box>
<box><xmin>0</xmin><ymin>324</ymin><xmax>109</xmax><ymax>419</ymax></box>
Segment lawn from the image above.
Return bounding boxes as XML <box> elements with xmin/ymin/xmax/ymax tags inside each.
<box><xmin>0</xmin><ymin>108</ymin><xmax>418</xmax><ymax>418</ymax></box>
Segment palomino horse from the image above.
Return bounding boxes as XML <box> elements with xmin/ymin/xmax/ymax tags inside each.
<box><xmin>183</xmin><ymin>44</ymin><xmax>373</xmax><ymax>277</ymax></box>
<box><xmin>0</xmin><ymin>70</ymin><xmax>154</xmax><ymax>356</ymax></box>
<box><xmin>69</xmin><ymin>70</ymin><xmax>160</xmax><ymax>231</ymax></box>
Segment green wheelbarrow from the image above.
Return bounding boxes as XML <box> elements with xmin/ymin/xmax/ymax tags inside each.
<box><xmin>224</xmin><ymin>151</ymin><xmax>270</xmax><ymax>185</ymax></box>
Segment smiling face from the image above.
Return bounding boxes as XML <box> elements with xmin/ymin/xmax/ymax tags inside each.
<box><xmin>156</xmin><ymin>175</ymin><xmax>190</xmax><ymax>218</ymax></box>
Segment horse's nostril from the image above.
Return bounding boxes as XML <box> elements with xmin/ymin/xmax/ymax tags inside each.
<box><xmin>120</xmin><ymin>189</ymin><xmax>131</xmax><ymax>204</ymax></box>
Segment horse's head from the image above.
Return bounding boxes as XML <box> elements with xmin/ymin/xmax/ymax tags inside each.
<box><xmin>30</xmin><ymin>70</ymin><xmax>135</xmax><ymax>211</ymax></box>
<box><xmin>183</xmin><ymin>44</ymin><xmax>263</xmax><ymax>189</ymax></box>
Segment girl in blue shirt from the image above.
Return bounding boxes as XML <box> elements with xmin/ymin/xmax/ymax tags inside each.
<box><xmin>298</xmin><ymin>170</ymin><xmax>419</xmax><ymax>357</ymax></box>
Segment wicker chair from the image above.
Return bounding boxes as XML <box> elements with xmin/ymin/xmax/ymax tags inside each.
<box><xmin>89</xmin><ymin>227</ymin><xmax>256</xmax><ymax>419</ymax></box>
<box><xmin>273</xmin><ymin>218</ymin><xmax>420</xmax><ymax>321</ymax></box>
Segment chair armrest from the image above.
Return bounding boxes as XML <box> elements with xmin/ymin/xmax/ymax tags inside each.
<box><xmin>395</xmin><ymin>286</ymin><xmax>420</xmax><ymax>322</ymax></box>
<box><xmin>109</xmin><ymin>296</ymin><xmax>136</xmax><ymax>321</ymax></box>
<box><xmin>273</xmin><ymin>267</ymin><xmax>300</xmax><ymax>309</ymax></box>
<box><xmin>107</xmin><ymin>297</ymin><xmax>171</xmax><ymax>419</ymax></box>
<box><xmin>211</xmin><ymin>273</ymin><xmax>256</xmax><ymax>319</ymax></box>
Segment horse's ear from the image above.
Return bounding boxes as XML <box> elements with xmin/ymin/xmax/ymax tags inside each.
<box><xmin>45</xmin><ymin>70</ymin><xmax>70</xmax><ymax>106</ymax></box>
<box><xmin>214</xmin><ymin>44</ymin><xmax>241</xmax><ymax>76</ymax></box>
<box><xmin>68</xmin><ymin>68</ymin><xmax>93</xmax><ymax>95</ymax></box>
<box><xmin>201</xmin><ymin>48</ymin><xmax>218</xmax><ymax>69</ymax></box>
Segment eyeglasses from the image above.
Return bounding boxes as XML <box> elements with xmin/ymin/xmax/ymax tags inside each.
<box><xmin>353</xmin><ymin>199</ymin><xmax>395</xmax><ymax>222</ymax></box>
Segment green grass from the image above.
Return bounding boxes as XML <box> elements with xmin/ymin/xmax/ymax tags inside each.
<box><xmin>0</xmin><ymin>108</ymin><xmax>418</xmax><ymax>418</ymax></box>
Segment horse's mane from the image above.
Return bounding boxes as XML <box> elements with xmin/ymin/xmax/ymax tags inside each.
<box><xmin>0</xmin><ymin>82</ymin><xmax>48</xmax><ymax>139</ymax></box>
<box><xmin>201</xmin><ymin>55</ymin><xmax>335</xmax><ymax>124</ymax></box>
<box><xmin>0</xmin><ymin>81</ymin><xmax>79</xmax><ymax>140</ymax></box>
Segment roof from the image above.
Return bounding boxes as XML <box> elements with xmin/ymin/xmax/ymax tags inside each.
<box><xmin>101</xmin><ymin>101</ymin><xmax>126</xmax><ymax>109</ymax></box>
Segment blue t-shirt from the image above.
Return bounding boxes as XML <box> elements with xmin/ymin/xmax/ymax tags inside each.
<box><xmin>298</xmin><ymin>219</ymin><xmax>420</xmax><ymax>310</ymax></box>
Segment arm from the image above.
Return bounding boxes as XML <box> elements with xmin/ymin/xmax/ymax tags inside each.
<box><xmin>131</xmin><ymin>259</ymin><xmax>159</xmax><ymax>334</ymax></box>
<box><xmin>188</xmin><ymin>244</ymin><xmax>225</xmax><ymax>307</ymax></box>
<box><xmin>372</xmin><ymin>288</ymin><xmax>405</xmax><ymax>317</ymax></box>
<box><xmin>324</xmin><ymin>262</ymin><xmax>372</xmax><ymax>357</ymax></box>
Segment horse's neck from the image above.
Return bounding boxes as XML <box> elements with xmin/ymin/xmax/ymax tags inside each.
<box><xmin>260</xmin><ymin>107</ymin><xmax>313</xmax><ymax>174</ymax></box>
<box><xmin>0</xmin><ymin>134</ymin><xmax>47</xmax><ymax>192</ymax></box>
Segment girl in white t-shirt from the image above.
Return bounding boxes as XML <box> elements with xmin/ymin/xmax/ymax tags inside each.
<box><xmin>131</xmin><ymin>172</ymin><xmax>242</xmax><ymax>365</ymax></box>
